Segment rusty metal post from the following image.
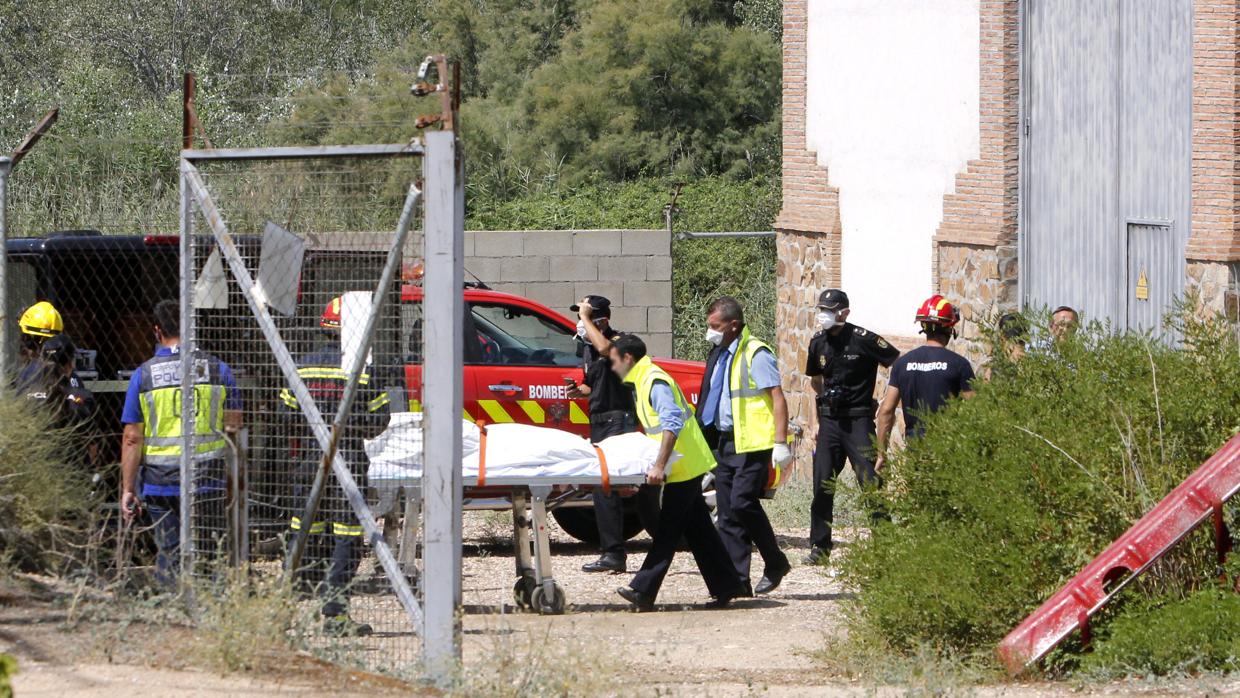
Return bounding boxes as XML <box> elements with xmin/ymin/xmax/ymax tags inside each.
<box><xmin>10</xmin><ymin>109</ymin><xmax>58</xmax><ymax>169</ymax></box>
<box><xmin>183</xmin><ymin>73</ymin><xmax>196</xmax><ymax>150</ymax></box>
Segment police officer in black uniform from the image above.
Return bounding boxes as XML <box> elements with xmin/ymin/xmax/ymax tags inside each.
<box><xmin>571</xmin><ymin>295</ymin><xmax>651</xmax><ymax>574</ymax></box>
<box><xmin>19</xmin><ymin>333</ymin><xmax>98</xmax><ymax>467</ymax></box>
<box><xmin>803</xmin><ymin>289</ymin><xmax>900</xmax><ymax>565</ymax></box>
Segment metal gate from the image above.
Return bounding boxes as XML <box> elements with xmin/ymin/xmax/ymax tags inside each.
<box><xmin>179</xmin><ymin>59</ymin><xmax>465</xmax><ymax>681</ymax></box>
<box><xmin>1022</xmin><ymin>0</ymin><xmax>1192</xmax><ymax>335</ymax></box>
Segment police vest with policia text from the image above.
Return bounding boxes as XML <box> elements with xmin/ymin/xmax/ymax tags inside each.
<box><xmin>136</xmin><ymin>351</ymin><xmax>230</xmax><ymax>487</ymax></box>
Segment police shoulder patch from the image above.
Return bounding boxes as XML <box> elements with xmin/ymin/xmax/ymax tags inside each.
<box><xmin>876</xmin><ymin>337</ymin><xmax>890</xmax><ymax>349</ymax></box>
<box><xmin>819</xmin><ymin>354</ymin><xmax>828</xmax><ymax>368</ymax></box>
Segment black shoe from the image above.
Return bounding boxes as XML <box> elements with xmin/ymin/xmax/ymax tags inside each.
<box><xmin>323</xmin><ymin>614</ymin><xmax>373</xmax><ymax>637</ymax></box>
<box><xmin>738</xmin><ymin>581</ymin><xmax>755</xmax><ymax>598</ymax></box>
<box><xmin>705</xmin><ymin>584</ymin><xmax>748</xmax><ymax>609</ymax></box>
<box><xmin>583</xmin><ymin>554</ymin><xmax>626</xmax><ymax>573</ymax></box>
<box><xmin>616</xmin><ymin>586</ymin><xmax>655</xmax><ymax>612</ymax></box>
<box><xmin>755</xmin><ymin>562</ymin><xmax>792</xmax><ymax>595</ymax></box>
<box><xmin>803</xmin><ymin>546</ymin><xmax>830</xmax><ymax>566</ymax></box>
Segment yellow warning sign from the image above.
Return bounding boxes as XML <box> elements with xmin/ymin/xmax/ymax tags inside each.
<box><xmin>1136</xmin><ymin>268</ymin><xmax>1149</xmax><ymax>301</ymax></box>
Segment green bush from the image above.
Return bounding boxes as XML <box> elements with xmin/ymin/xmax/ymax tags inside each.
<box><xmin>1082</xmin><ymin>588</ymin><xmax>1240</xmax><ymax>676</ymax></box>
<box><xmin>0</xmin><ymin>653</ymin><xmax>14</xmax><ymax>698</ymax></box>
<box><xmin>839</xmin><ymin>311</ymin><xmax>1240</xmax><ymax>669</ymax></box>
<box><xmin>0</xmin><ymin>392</ymin><xmax>95</xmax><ymax>573</ymax></box>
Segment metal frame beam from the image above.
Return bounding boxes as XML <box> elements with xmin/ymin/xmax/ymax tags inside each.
<box><xmin>181</xmin><ymin>143</ymin><xmax>424</xmax><ymax>162</ymax></box>
<box><xmin>180</xmin><ymin>160</ymin><xmax>424</xmax><ymax>628</ymax></box>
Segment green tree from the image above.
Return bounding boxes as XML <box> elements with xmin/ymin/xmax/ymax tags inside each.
<box><xmin>515</xmin><ymin>0</ymin><xmax>781</xmax><ymax>183</ymax></box>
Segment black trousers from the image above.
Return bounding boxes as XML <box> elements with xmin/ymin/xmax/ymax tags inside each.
<box><xmin>590</xmin><ymin>410</ymin><xmax>640</xmax><ymax>557</ymax></box>
<box><xmin>290</xmin><ymin>528</ymin><xmax>363</xmax><ymax>618</ymax></box>
<box><xmin>713</xmin><ymin>433</ymin><xmax>789</xmax><ymax>580</ymax></box>
<box><xmin>811</xmin><ymin>416</ymin><xmax>883</xmax><ymax>551</ymax></box>
<box><xmin>629</xmin><ymin>474</ymin><xmax>739</xmax><ymax>602</ymax></box>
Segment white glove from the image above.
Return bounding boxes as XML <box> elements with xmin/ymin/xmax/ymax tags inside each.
<box><xmin>772</xmin><ymin>443</ymin><xmax>793</xmax><ymax>467</ymax></box>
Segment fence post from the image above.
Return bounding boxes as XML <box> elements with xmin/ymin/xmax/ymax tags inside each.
<box><xmin>421</xmin><ymin>129</ymin><xmax>464</xmax><ymax>682</ymax></box>
<box><xmin>178</xmin><ymin>161</ymin><xmax>196</xmax><ymax>583</ymax></box>
<box><xmin>0</xmin><ymin>156</ymin><xmax>9</xmax><ymax>376</ymax></box>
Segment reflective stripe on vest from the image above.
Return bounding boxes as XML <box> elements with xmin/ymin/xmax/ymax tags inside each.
<box><xmin>728</xmin><ymin>327</ymin><xmax>777</xmax><ymax>453</ymax></box>
<box><xmin>138</xmin><ymin>353</ymin><xmax>229</xmax><ymax>469</ymax></box>
<box><xmin>624</xmin><ymin>356</ymin><xmax>715</xmax><ymax>483</ymax></box>
<box><xmin>277</xmin><ymin>365</ymin><xmax>386</xmax><ymax>412</ymax></box>
<box><xmin>290</xmin><ymin>517</ymin><xmax>363</xmax><ymax>537</ymax></box>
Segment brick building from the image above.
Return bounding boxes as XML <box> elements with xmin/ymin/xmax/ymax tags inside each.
<box><xmin>776</xmin><ymin>0</ymin><xmax>1240</xmax><ymax>441</ymax></box>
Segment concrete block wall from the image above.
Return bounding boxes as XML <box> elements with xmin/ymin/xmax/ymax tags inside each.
<box><xmin>465</xmin><ymin>229</ymin><xmax>674</xmax><ymax>357</ymax></box>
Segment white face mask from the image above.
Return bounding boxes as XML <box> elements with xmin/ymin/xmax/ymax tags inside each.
<box><xmin>817</xmin><ymin>310</ymin><xmax>838</xmax><ymax>329</ymax></box>
<box><xmin>576</xmin><ymin>320</ymin><xmax>588</xmax><ymax>339</ymax></box>
<box><xmin>705</xmin><ymin>328</ymin><xmax>726</xmax><ymax>346</ymax></box>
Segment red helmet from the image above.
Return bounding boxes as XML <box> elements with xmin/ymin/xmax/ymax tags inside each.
<box><xmin>321</xmin><ymin>297</ymin><xmax>342</xmax><ymax>330</ymax></box>
<box><xmin>915</xmin><ymin>294</ymin><xmax>960</xmax><ymax>329</ymax></box>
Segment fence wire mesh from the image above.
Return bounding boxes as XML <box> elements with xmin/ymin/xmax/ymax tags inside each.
<box><xmin>184</xmin><ymin>153</ymin><xmax>425</xmax><ymax>672</ymax></box>
<box><xmin>2</xmin><ymin>68</ymin><xmax>450</xmax><ymax>675</ymax></box>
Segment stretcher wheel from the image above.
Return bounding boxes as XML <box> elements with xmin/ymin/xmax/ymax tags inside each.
<box><xmin>531</xmin><ymin>584</ymin><xmax>566</xmax><ymax>615</ymax></box>
<box><xmin>513</xmin><ymin>576</ymin><xmax>536</xmax><ymax>610</ymax></box>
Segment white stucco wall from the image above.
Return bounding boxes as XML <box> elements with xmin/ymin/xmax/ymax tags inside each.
<box><xmin>805</xmin><ymin>0</ymin><xmax>980</xmax><ymax>336</ymax></box>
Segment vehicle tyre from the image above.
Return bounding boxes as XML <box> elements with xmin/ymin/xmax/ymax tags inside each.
<box><xmin>551</xmin><ymin>505</ymin><xmax>645</xmax><ymax>544</ymax></box>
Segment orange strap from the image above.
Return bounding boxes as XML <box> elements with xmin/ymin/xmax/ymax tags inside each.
<box><xmin>593</xmin><ymin>446</ymin><xmax>611</xmax><ymax>495</ymax></box>
<box><xmin>476</xmin><ymin>421</ymin><xmax>488</xmax><ymax>487</ymax></box>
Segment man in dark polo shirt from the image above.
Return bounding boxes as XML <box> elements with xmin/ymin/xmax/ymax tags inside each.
<box><xmin>571</xmin><ymin>295</ymin><xmax>650</xmax><ymax>573</ymax></box>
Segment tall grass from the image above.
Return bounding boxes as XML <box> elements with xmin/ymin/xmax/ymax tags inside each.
<box><xmin>0</xmin><ymin>392</ymin><xmax>96</xmax><ymax>574</ymax></box>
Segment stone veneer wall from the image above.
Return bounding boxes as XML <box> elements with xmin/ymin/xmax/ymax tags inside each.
<box><xmin>1186</xmin><ymin>261</ymin><xmax>1240</xmax><ymax>321</ymax></box>
<box><xmin>465</xmin><ymin>229</ymin><xmax>673</xmax><ymax>357</ymax></box>
<box><xmin>935</xmin><ymin>242</ymin><xmax>1019</xmax><ymax>363</ymax></box>
<box><xmin>776</xmin><ymin>229</ymin><xmax>842</xmax><ymax>430</ymax></box>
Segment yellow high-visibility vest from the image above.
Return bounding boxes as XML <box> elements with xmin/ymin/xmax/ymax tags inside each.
<box><xmin>625</xmin><ymin>356</ymin><xmax>715</xmax><ymax>483</ymax></box>
<box><xmin>137</xmin><ymin>351</ymin><xmax>229</xmax><ymax>486</ymax></box>
<box><xmin>727</xmin><ymin>327</ymin><xmax>777</xmax><ymax>453</ymax></box>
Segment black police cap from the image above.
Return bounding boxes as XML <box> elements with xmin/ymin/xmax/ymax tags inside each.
<box><xmin>569</xmin><ymin>295</ymin><xmax>612</xmax><ymax>317</ymax></box>
<box><xmin>41</xmin><ymin>333</ymin><xmax>77</xmax><ymax>365</ymax></box>
<box><xmin>817</xmin><ymin>289</ymin><xmax>849</xmax><ymax>310</ymax></box>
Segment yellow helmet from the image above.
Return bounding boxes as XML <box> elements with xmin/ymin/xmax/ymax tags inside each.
<box><xmin>19</xmin><ymin>301</ymin><xmax>64</xmax><ymax>339</ymax></box>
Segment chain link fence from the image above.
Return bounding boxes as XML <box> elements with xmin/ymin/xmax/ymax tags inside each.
<box><xmin>3</xmin><ymin>65</ymin><xmax>465</xmax><ymax>678</ymax></box>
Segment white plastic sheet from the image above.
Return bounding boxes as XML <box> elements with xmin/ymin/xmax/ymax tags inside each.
<box><xmin>365</xmin><ymin>416</ymin><xmax>672</xmax><ymax>483</ymax></box>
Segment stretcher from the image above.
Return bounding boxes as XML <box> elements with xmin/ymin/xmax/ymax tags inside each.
<box><xmin>367</xmin><ymin>418</ymin><xmax>665</xmax><ymax>614</ymax></box>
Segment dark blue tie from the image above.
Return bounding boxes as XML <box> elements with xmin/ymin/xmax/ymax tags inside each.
<box><xmin>703</xmin><ymin>348</ymin><xmax>731</xmax><ymax>426</ymax></box>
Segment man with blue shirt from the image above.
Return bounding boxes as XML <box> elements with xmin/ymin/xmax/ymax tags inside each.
<box><xmin>611</xmin><ymin>334</ymin><xmax>741</xmax><ymax>611</ymax></box>
<box><xmin>697</xmin><ymin>296</ymin><xmax>793</xmax><ymax>596</ymax></box>
<box><xmin>119</xmin><ymin>300</ymin><xmax>241</xmax><ymax>586</ymax></box>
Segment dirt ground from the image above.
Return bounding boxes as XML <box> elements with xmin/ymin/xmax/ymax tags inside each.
<box><xmin>5</xmin><ymin>500</ymin><xmax>1239</xmax><ymax>696</ymax></box>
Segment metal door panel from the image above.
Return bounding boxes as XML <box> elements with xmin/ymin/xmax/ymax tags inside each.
<box><xmin>1119</xmin><ymin>1</ymin><xmax>1191</xmax><ymax>334</ymax></box>
<box><xmin>1127</xmin><ymin>223</ymin><xmax>1177</xmax><ymax>334</ymax></box>
<box><xmin>1023</xmin><ymin>0</ymin><xmax>1121</xmax><ymax>323</ymax></box>
<box><xmin>1023</xmin><ymin>0</ymin><xmax>1192</xmax><ymax>331</ymax></box>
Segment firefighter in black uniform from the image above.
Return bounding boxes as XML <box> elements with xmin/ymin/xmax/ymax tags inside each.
<box><xmin>280</xmin><ymin>297</ymin><xmax>398</xmax><ymax>637</ymax></box>
<box><xmin>803</xmin><ymin>289</ymin><xmax>900</xmax><ymax>566</ymax></box>
<box><xmin>571</xmin><ymin>295</ymin><xmax>653</xmax><ymax>574</ymax></box>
